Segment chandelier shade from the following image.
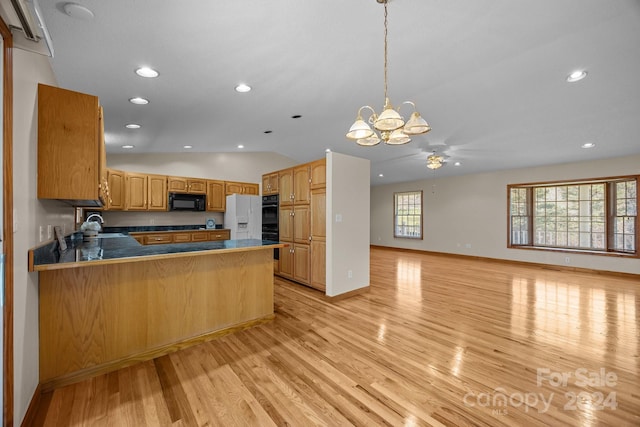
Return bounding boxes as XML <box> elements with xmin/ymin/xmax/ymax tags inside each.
<box><xmin>346</xmin><ymin>0</ymin><xmax>431</xmax><ymax>145</ymax></box>
<box><xmin>346</xmin><ymin>117</ymin><xmax>375</xmax><ymax>140</ymax></box>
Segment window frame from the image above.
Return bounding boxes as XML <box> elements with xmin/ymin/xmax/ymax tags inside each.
<box><xmin>507</xmin><ymin>175</ymin><xmax>638</xmax><ymax>258</ymax></box>
<box><xmin>394</xmin><ymin>190</ymin><xmax>423</xmax><ymax>240</ymax></box>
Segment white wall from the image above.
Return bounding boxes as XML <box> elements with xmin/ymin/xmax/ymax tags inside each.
<box><xmin>371</xmin><ymin>155</ymin><xmax>640</xmax><ymax>275</ymax></box>
<box><xmin>13</xmin><ymin>50</ymin><xmax>77</xmax><ymax>425</ymax></box>
<box><xmin>326</xmin><ymin>152</ymin><xmax>370</xmax><ymax>296</ymax></box>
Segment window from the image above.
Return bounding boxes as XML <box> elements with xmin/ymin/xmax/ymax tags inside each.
<box><xmin>394</xmin><ymin>191</ymin><xmax>422</xmax><ymax>239</ymax></box>
<box><xmin>508</xmin><ymin>176</ymin><xmax>638</xmax><ymax>256</ymax></box>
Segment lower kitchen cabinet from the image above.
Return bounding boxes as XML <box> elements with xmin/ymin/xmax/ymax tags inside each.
<box><xmin>292</xmin><ymin>243</ymin><xmax>310</xmax><ymax>284</ymax></box>
<box><xmin>209</xmin><ymin>230</ymin><xmax>231</xmax><ymax>241</ymax></box>
<box><xmin>132</xmin><ymin>229</ymin><xmax>230</xmax><ymax>245</ymax></box>
<box><xmin>278</xmin><ymin>243</ymin><xmax>310</xmax><ymax>285</ymax></box>
<box><xmin>310</xmin><ymin>240</ymin><xmax>326</xmax><ymax>291</ymax></box>
<box><xmin>279</xmin><ymin>246</ymin><xmax>293</xmax><ymax>279</ymax></box>
<box><xmin>143</xmin><ymin>234</ymin><xmax>173</xmax><ymax>245</ymax></box>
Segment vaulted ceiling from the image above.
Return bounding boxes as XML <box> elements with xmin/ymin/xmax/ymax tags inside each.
<box><xmin>7</xmin><ymin>0</ymin><xmax>640</xmax><ymax>184</ymax></box>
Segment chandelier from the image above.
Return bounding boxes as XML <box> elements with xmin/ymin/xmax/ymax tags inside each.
<box><xmin>426</xmin><ymin>154</ymin><xmax>444</xmax><ymax>169</ymax></box>
<box><xmin>346</xmin><ymin>0</ymin><xmax>431</xmax><ymax>146</ymax></box>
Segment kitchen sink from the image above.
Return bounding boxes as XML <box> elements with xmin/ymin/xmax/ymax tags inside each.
<box><xmin>96</xmin><ymin>233</ymin><xmax>127</xmax><ymax>238</ymax></box>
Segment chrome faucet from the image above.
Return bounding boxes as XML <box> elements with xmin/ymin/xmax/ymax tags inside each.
<box><xmin>85</xmin><ymin>213</ymin><xmax>104</xmax><ymax>224</ymax></box>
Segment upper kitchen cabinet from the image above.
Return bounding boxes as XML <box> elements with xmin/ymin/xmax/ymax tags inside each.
<box><xmin>124</xmin><ymin>172</ymin><xmax>167</xmax><ymax>211</ymax></box>
<box><xmin>310</xmin><ymin>158</ymin><xmax>326</xmax><ymax>189</ymax></box>
<box><xmin>225</xmin><ymin>181</ymin><xmax>259</xmax><ymax>196</ymax></box>
<box><xmin>293</xmin><ymin>164</ymin><xmax>310</xmax><ymax>204</ymax></box>
<box><xmin>37</xmin><ymin>84</ymin><xmax>106</xmax><ymax>206</ymax></box>
<box><xmin>206</xmin><ymin>180</ymin><xmax>226</xmax><ymax>211</ymax></box>
<box><xmin>105</xmin><ymin>169</ymin><xmax>125</xmax><ymax>210</ymax></box>
<box><xmin>167</xmin><ymin>176</ymin><xmax>207</xmax><ymax>194</ymax></box>
<box><xmin>279</xmin><ymin>169</ymin><xmax>293</xmax><ymax>206</ymax></box>
<box><xmin>262</xmin><ymin>172</ymin><xmax>279</xmax><ymax>195</ymax></box>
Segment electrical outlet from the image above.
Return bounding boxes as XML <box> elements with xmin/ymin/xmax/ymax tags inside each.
<box><xmin>348</xmin><ymin>270</ymin><xmax>353</xmax><ymax>279</ymax></box>
<box><xmin>565</xmin><ymin>256</ymin><xmax>571</xmax><ymax>264</ymax></box>
<box><xmin>465</xmin><ymin>243</ymin><xmax>472</xmax><ymax>249</ymax></box>
<box><xmin>150</xmin><ymin>218</ymin><xmax>155</xmax><ymax>225</ymax></box>
<box><xmin>47</xmin><ymin>224</ymin><xmax>53</xmax><ymax>239</ymax></box>
<box><xmin>39</xmin><ymin>225</ymin><xmax>44</xmax><ymax>242</ymax></box>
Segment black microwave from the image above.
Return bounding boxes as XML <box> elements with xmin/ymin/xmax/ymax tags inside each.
<box><xmin>169</xmin><ymin>193</ymin><xmax>206</xmax><ymax>211</ymax></box>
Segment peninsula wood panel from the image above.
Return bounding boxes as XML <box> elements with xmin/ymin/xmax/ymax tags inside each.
<box><xmin>38</xmin><ymin>248</ymin><xmax>274</xmax><ymax>387</ymax></box>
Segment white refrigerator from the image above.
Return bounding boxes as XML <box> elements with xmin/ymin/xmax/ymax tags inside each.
<box><xmin>224</xmin><ymin>194</ymin><xmax>262</xmax><ymax>240</ymax></box>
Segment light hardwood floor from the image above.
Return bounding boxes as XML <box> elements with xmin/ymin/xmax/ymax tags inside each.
<box><xmin>30</xmin><ymin>247</ymin><xmax>640</xmax><ymax>426</ymax></box>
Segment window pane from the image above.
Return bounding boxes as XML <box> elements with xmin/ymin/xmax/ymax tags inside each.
<box><xmin>394</xmin><ymin>191</ymin><xmax>422</xmax><ymax>239</ymax></box>
<box><xmin>510</xmin><ymin>178</ymin><xmax>637</xmax><ymax>255</ymax></box>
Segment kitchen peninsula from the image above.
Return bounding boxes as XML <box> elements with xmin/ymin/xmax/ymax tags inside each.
<box><xmin>29</xmin><ymin>233</ymin><xmax>285</xmax><ymax>391</ymax></box>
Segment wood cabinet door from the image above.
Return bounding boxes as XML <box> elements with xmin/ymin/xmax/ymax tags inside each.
<box><xmin>191</xmin><ymin>232</ymin><xmax>209</xmax><ymax>242</ymax></box>
<box><xmin>188</xmin><ymin>179</ymin><xmax>207</xmax><ymax>194</ymax></box>
<box><xmin>310</xmin><ymin>158</ymin><xmax>326</xmax><ymax>189</ymax></box>
<box><xmin>310</xmin><ymin>240</ymin><xmax>326</xmax><ymax>291</ymax></box>
<box><xmin>225</xmin><ymin>181</ymin><xmax>243</xmax><ymax>195</ymax></box>
<box><xmin>172</xmin><ymin>232</ymin><xmax>192</xmax><ymax>243</ymax></box>
<box><xmin>209</xmin><ymin>230</ymin><xmax>230</xmax><ymax>241</ymax></box>
<box><xmin>279</xmin><ymin>206</ymin><xmax>294</xmax><ymax>241</ymax></box>
<box><xmin>106</xmin><ymin>169</ymin><xmax>125</xmax><ymax>210</ymax></box>
<box><xmin>263</xmin><ymin>172</ymin><xmax>279</xmax><ymax>195</ymax></box>
<box><xmin>293</xmin><ymin>165</ymin><xmax>310</xmax><ymax>204</ymax></box>
<box><xmin>206</xmin><ymin>180</ymin><xmax>226</xmax><ymax>211</ymax></box>
<box><xmin>293</xmin><ymin>204</ymin><xmax>310</xmax><ymax>244</ymax></box>
<box><xmin>242</xmin><ymin>183</ymin><xmax>259</xmax><ymax>195</ymax></box>
<box><xmin>279</xmin><ymin>169</ymin><xmax>293</xmax><ymax>206</ymax></box>
<box><xmin>125</xmin><ymin>172</ymin><xmax>148</xmax><ymax>210</ymax></box>
<box><xmin>279</xmin><ymin>246</ymin><xmax>293</xmax><ymax>279</ymax></box>
<box><xmin>311</xmin><ymin>189</ymin><xmax>326</xmax><ymax>239</ymax></box>
<box><xmin>293</xmin><ymin>244</ymin><xmax>310</xmax><ymax>284</ymax></box>
<box><xmin>143</xmin><ymin>234</ymin><xmax>173</xmax><ymax>245</ymax></box>
<box><xmin>148</xmin><ymin>174</ymin><xmax>168</xmax><ymax>211</ymax></box>
<box><xmin>167</xmin><ymin>177</ymin><xmax>188</xmax><ymax>193</ymax></box>
<box><xmin>98</xmin><ymin>106</ymin><xmax>108</xmax><ymax>205</ymax></box>
<box><xmin>37</xmin><ymin>84</ymin><xmax>100</xmax><ymax>202</ymax></box>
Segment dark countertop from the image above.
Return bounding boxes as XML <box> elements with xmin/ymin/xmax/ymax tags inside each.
<box><xmin>29</xmin><ymin>231</ymin><xmax>283</xmax><ymax>272</ymax></box>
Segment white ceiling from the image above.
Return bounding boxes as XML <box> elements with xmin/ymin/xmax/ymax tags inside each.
<box><xmin>10</xmin><ymin>0</ymin><xmax>640</xmax><ymax>184</ymax></box>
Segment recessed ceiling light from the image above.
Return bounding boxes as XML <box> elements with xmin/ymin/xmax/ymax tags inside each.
<box><xmin>183</xmin><ymin>145</ymin><xmax>193</xmax><ymax>149</ymax></box>
<box><xmin>325</xmin><ymin>148</ymin><xmax>331</xmax><ymax>153</ymax></box>
<box><xmin>125</xmin><ymin>123</ymin><xmax>141</xmax><ymax>129</ymax></box>
<box><xmin>567</xmin><ymin>70</ymin><xmax>587</xmax><ymax>83</ymax></box>
<box><xmin>63</xmin><ymin>3</ymin><xmax>94</xmax><ymax>20</ymax></box>
<box><xmin>454</xmin><ymin>161</ymin><xmax>461</xmax><ymax>166</ymax></box>
<box><xmin>237</xmin><ymin>144</ymin><xmax>244</xmax><ymax>149</ymax></box>
<box><xmin>135</xmin><ymin>67</ymin><xmax>159</xmax><ymax>78</ymax></box>
<box><xmin>129</xmin><ymin>97</ymin><xmax>149</xmax><ymax>105</ymax></box>
<box><xmin>581</xmin><ymin>142</ymin><xmax>596</xmax><ymax>149</ymax></box>
<box><xmin>122</xmin><ymin>145</ymin><xmax>135</xmax><ymax>149</ymax></box>
<box><xmin>235</xmin><ymin>84</ymin><xmax>251</xmax><ymax>93</ymax></box>
<box><xmin>378</xmin><ymin>173</ymin><xmax>384</xmax><ymax>177</ymax></box>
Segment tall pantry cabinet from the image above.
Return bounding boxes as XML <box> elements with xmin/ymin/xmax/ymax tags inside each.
<box><xmin>269</xmin><ymin>158</ymin><xmax>326</xmax><ymax>291</ymax></box>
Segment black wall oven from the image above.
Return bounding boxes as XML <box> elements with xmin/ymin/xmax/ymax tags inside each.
<box><xmin>262</xmin><ymin>195</ymin><xmax>279</xmax><ymax>259</ymax></box>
